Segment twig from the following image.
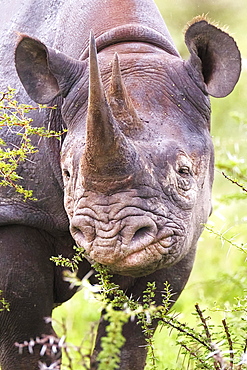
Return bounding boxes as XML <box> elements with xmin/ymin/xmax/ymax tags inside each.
<box><xmin>222</xmin><ymin>172</ymin><xmax>247</xmax><ymax>193</ymax></box>
<box><xmin>222</xmin><ymin>319</ymin><xmax>234</xmax><ymax>369</ymax></box>
<box><xmin>60</xmin><ymin>318</ymin><xmax>73</xmax><ymax>370</ymax></box>
<box><xmin>195</xmin><ymin>304</ymin><xmax>212</xmax><ymax>342</ymax></box>
<box><xmin>160</xmin><ymin>315</ymin><xmax>211</xmax><ymax>350</ymax></box>
<box><xmin>180</xmin><ymin>343</ymin><xmax>211</xmax><ymax>369</ymax></box>
<box><xmin>204</xmin><ymin>225</ymin><xmax>247</xmax><ymax>254</ymax></box>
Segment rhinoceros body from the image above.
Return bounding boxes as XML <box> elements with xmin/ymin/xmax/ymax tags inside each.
<box><xmin>0</xmin><ymin>0</ymin><xmax>241</xmax><ymax>369</ymax></box>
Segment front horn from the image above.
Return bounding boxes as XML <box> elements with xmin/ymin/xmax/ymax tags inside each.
<box><xmin>82</xmin><ymin>32</ymin><xmax>136</xmax><ymax>185</ymax></box>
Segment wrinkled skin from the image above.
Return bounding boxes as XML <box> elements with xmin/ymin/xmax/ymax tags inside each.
<box><xmin>62</xmin><ymin>45</ymin><xmax>214</xmax><ymax>277</ymax></box>
<box><xmin>0</xmin><ymin>0</ymin><xmax>241</xmax><ymax>369</ymax></box>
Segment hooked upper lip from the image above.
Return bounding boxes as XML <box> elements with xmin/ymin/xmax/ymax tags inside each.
<box><xmin>69</xmin><ymin>202</ymin><xmax>180</xmax><ymax>271</ymax></box>
<box><xmin>71</xmin><ymin>219</ymin><xmax>176</xmax><ymax>264</ymax></box>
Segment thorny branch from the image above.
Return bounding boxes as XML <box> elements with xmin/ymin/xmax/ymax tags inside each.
<box><xmin>14</xmin><ymin>317</ymin><xmax>94</xmax><ymax>370</ymax></box>
<box><xmin>222</xmin><ymin>172</ymin><xmax>247</xmax><ymax>193</ymax></box>
<box><xmin>195</xmin><ymin>303</ymin><xmax>212</xmax><ymax>342</ymax></box>
<box><xmin>222</xmin><ymin>319</ymin><xmax>234</xmax><ymax>369</ymax></box>
<box><xmin>160</xmin><ymin>314</ymin><xmax>212</xmax><ymax>351</ymax></box>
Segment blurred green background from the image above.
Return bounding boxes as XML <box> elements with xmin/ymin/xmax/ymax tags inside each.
<box><xmin>53</xmin><ymin>1</ymin><xmax>247</xmax><ymax>368</ymax></box>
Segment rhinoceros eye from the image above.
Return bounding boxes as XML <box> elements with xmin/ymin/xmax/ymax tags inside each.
<box><xmin>176</xmin><ymin>157</ymin><xmax>193</xmax><ymax>192</ymax></box>
<box><xmin>178</xmin><ymin>166</ymin><xmax>190</xmax><ymax>175</ymax></box>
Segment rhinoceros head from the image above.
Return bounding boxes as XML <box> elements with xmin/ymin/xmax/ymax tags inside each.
<box><xmin>15</xmin><ymin>20</ymin><xmax>240</xmax><ymax>277</ymax></box>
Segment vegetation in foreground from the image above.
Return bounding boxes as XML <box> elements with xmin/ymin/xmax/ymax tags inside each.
<box><xmin>0</xmin><ymin>0</ymin><xmax>247</xmax><ymax>368</ymax></box>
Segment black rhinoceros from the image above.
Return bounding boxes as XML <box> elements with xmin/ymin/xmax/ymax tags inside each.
<box><xmin>0</xmin><ymin>0</ymin><xmax>241</xmax><ymax>369</ymax></box>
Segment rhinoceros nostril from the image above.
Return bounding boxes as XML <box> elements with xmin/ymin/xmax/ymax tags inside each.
<box><xmin>71</xmin><ymin>226</ymin><xmax>85</xmax><ymax>241</ymax></box>
<box><xmin>131</xmin><ymin>226</ymin><xmax>153</xmax><ymax>243</ymax></box>
<box><xmin>70</xmin><ymin>224</ymin><xmax>95</xmax><ymax>245</ymax></box>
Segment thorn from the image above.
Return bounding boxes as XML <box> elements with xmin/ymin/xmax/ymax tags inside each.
<box><xmin>52</xmin><ymin>345</ymin><xmax>58</xmax><ymax>354</ymax></box>
<box><xmin>44</xmin><ymin>317</ymin><xmax>52</xmax><ymax>324</ymax></box>
<box><xmin>49</xmin><ymin>336</ymin><xmax>55</xmax><ymax>345</ymax></box>
<box><xmin>16</xmin><ymin>344</ymin><xmax>23</xmax><ymax>355</ymax></box>
<box><xmin>58</xmin><ymin>335</ymin><xmax>66</xmax><ymax>348</ymax></box>
<box><xmin>40</xmin><ymin>344</ymin><xmax>47</xmax><ymax>356</ymax></box>
<box><xmin>28</xmin><ymin>339</ymin><xmax>35</xmax><ymax>354</ymax></box>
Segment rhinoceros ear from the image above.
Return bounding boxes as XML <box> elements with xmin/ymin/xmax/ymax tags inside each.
<box><xmin>15</xmin><ymin>36</ymin><xmax>85</xmax><ymax>104</ymax></box>
<box><xmin>185</xmin><ymin>19</ymin><xmax>241</xmax><ymax>98</ymax></box>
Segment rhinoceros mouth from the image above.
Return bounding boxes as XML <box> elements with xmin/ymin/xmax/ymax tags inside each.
<box><xmin>82</xmin><ymin>237</ymin><xmax>176</xmax><ymax>277</ymax></box>
<box><xmin>71</xmin><ymin>220</ymin><xmax>178</xmax><ymax>277</ymax></box>
<box><xmin>80</xmin><ymin>24</ymin><xmax>180</xmax><ymax>60</ymax></box>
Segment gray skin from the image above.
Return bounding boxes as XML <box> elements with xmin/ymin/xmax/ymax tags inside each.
<box><xmin>0</xmin><ymin>0</ymin><xmax>241</xmax><ymax>369</ymax></box>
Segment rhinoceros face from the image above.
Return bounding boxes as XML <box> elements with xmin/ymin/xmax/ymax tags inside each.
<box><xmin>15</xmin><ymin>20</ymin><xmax>240</xmax><ymax>277</ymax></box>
<box><xmin>59</xmin><ymin>37</ymin><xmax>214</xmax><ymax>277</ymax></box>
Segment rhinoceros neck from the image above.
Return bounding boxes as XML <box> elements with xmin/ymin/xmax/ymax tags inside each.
<box><xmin>83</xmin><ymin>0</ymin><xmax>173</xmax><ymax>40</ymax></box>
<box><xmin>80</xmin><ymin>24</ymin><xmax>179</xmax><ymax>59</ymax></box>
<box><xmin>54</xmin><ymin>0</ymin><xmax>179</xmax><ymax>58</ymax></box>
